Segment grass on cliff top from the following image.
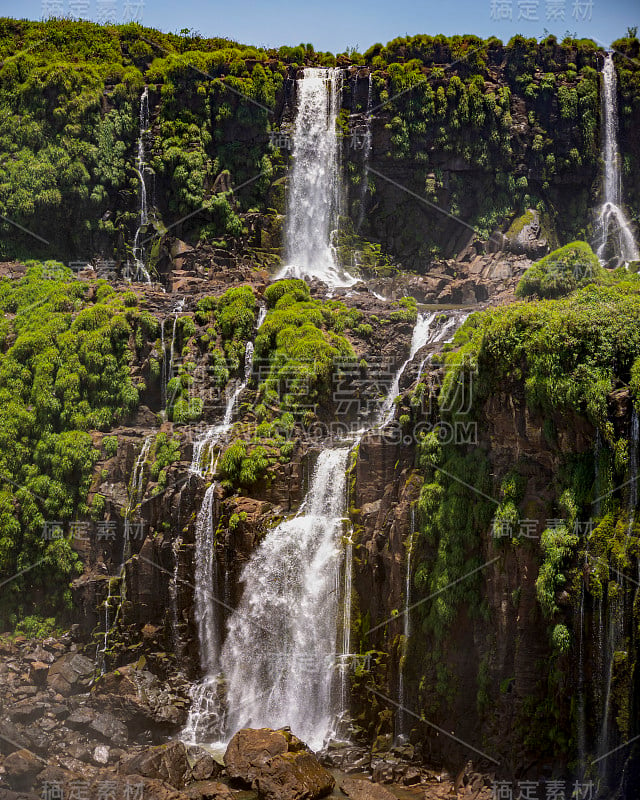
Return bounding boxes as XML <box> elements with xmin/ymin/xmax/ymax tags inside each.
<box><xmin>443</xmin><ymin>277</ymin><xmax>640</xmax><ymax>433</ymax></box>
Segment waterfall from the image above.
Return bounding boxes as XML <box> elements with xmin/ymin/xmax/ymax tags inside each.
<box><xmin>595</xmin><ymin>54</ymin><xmax>639</xmax><ymax>267</ymax></box>
<box><xmin>378</xmin><ymin>312</ymin><xmax>438</xmax><ymax>426</ymax></box>
<box><xmin>193</xmin><ymin>484</ymin><xmax>221</xmax><ymax>674</ymax></box>
<box><xmin>191</xmin><ymin>319</ymin><xmax>259</xmax><ymax>476</ymax></box>
<box><xmin>220</xmin><ymin>448</ymin><xmax>350</xmax><ymax>750</ymax></box>
<box><xmin>395</xmin><ymin>505</ymin><xmax>415</xmax><ymax>743</ymax></box>
<box><xmin>256</xmin><ymin>304</ymin><xmax>267</xmax><ymax>330</ymax></box>
<box><xmin>277</xmin><ymin>68</ymin><xmax>356</xmax><ymax>288</ymax></box>
<box><xmin>171</xmin><ymin>535</ymin><xmax>183</xmax><ymax>661</ymax></box>
<box><xmin>182</xmin><ymin>480</ymin><xmax>226</xmax><ymax>744</ymax></box>
<box><xmin>131</xmin><ymin>87</ymin><xmax>152</xmax><ymax>283</ymax></box>
<box><xmin>357</xmin><ymin>74</ymin><xmax>373</xmax><ymax>231</ymax></box>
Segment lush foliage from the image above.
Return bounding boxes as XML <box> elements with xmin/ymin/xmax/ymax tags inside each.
<box><xmin>515</xmin><ymin>241</ymin><xmax>605</xmax><ymax>299</ymax></box>
<box><xmin>0</xmin><ymin>262</ymin><xmax>145</xmax><ymax>626</ymax></box>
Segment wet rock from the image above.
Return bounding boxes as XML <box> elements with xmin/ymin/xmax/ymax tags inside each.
<box><xmin>224</xmin><ymin>728</ymin><xmax>289</xmax><ymax>785</ymax></box>
<box><xmin>224</xmin><ymin>728</ymin><xmax>334</xmax><ymax>800</ymax></box>
<box><xmin>186</xmin><ymin>747</ymin><xmax>221</xmax><ymax>782</ymax></box>
<box><xmin>254</xmin><ymin>750</ymin><xmax>335</xmax><ymax>800</ymax></box>
<box><xmin>339</xmin><ymin>777</ymin><xmax>396</xmax><ymax>800</ymax></box>
<box><xmin>2</xmin><ymin>749</ymin><xmax>44</xmax><ymax>790</ymax></box>
<box><xmin>120</xmin><ymin>741</ymin><xmax>190</xmax><ymax>789</ymax></box>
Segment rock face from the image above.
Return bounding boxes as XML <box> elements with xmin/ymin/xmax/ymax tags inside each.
<box><xmin>224</xmin><ymin>728</ymin><xmax>334</xmax><ymax>800</ymax></box>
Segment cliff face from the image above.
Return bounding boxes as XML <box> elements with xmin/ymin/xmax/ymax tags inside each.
<box><xmin>2</xmin><ymin>21</ymin><xmax>640</xmax><ymax>800</ymax></box>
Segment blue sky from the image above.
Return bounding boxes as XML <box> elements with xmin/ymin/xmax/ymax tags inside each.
<box><xmin>0</xmin><ymin>0</ymin><xmax>637</xmax><ymax>52</ymax></box>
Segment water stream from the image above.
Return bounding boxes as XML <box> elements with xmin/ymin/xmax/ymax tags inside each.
<box><xmin>595</xmin><ymin>54</ymin><xmax>639</xmax><ymax>267</ymax></box>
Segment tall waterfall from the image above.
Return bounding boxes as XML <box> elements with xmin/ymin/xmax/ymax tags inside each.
<box><xmin>131</xmin><ymin>87</ymin><xmax>151</xmax><ymax>283</ymax></box>
<box><xmin>357</xmin><ymin>74</ymin><xmax>373</xmax><ymax>231</ymax></box>
<box><xmin>220</xmin><ymin>448</ymin><xmax>350</xmax><ymax>750</ymax></box>
<box><xmin>595</xmin><ymin>54</ymin><xmax>639</xmax><ymax>267</ymax></box>
<box><xmin>193</xmin><ymin>484</ymin><xmax>221</xmax><ymax>674</ymax></box>
<box><xmin>277</xmin><ymin>69</ymin><xmax>356</xmax><ymax>288</ymax></box>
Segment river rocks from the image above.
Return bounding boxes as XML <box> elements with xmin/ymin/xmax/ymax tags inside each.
<box><xmin>224</xmin><ymin>728</ymin><xmax>334</xmax><ymax>800</ymax></box>
<box><xmin>224</xmin><ymin>728</ymin><xmax>289</xmax><ymax>784</ymax></box>
<box><xmin>120</xmin><ymin>742</ymin><xmax>222</xmax><ymax>789</ymax></box>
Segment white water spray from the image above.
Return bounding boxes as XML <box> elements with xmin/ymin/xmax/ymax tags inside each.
<box><xmin>595</xmin><ymin>54</ymin><xmax>639</xmax><ymax>267</ymax></box>
<box><xmin>220</xmin><ymin>448</ymin><xmax>350</xmax><ymax>750</ymax></box>
<box><xmin>277</xmin><ymin>69</ymin><xmax>356</xmax><ymax>288</ymax></box>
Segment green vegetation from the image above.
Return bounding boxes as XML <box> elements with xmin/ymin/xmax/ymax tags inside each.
<box><xmin>516</xmin><ymin>241</ymin><xmax>606</xmax><ymax>299</ymax></box>
<box><xmin>443</xmin><ymin>280</ymin><xmax>640</xmax><ymax>434</ymax></box>
<box><xmin>0</xmin><ymin>262</ymin><xmax>147</xmax><ymax>627</ymax></box>
<box><xmin>255</xmin><ymin>280</ymin><xmax>356</xmax><ymax>419</ymax></box>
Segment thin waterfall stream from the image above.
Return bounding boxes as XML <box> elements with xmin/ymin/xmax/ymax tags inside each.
<box><xmin>595</xmin><ymin>53</ymin><xmax>639</xmax><ymax>267</ymax></box>
<box><xmin>130</xmin><ymin>86</ymin><xmax>152</xmax><ymax>283</ymax></box>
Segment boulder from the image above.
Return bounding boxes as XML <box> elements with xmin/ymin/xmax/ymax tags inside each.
<box><xmin>2</xmin><ymin>748</ymin><xmax>45</xmax><ymax>791</ymax></box>
<box><xmin>224</xmin><ymin>728</ymin><xmax>334</xmax><ymax>800</ymax></box>
<box><xmin>120</xmin><ymin>742</ymin><xmax>190</xmax><ymax>789</ymax></box>
<box><xmin>186</xmin><ymin>747</ymin><xmax>221</xmax><ymax>782</ymax></box>
<box><xmin>254</xmin><ymin>750</ymin><xmax>335</xmax><ymax>800</ymax></box>
<box><xmin>89</xmin><ymin>712</ymin><xmax>128</xmax><ymax>744</ymax></box>
<box><xmin>339</xmin><ymin>777</ymin><xmax>397</xmax><ymax>800</ymax></box>
<box><xmin>184</xmin><ymin>781</ymin><xmax>235</xmax><ymax>800</ymax></box>
<box><xmin>46</xmin><ymin>653</ymin><xmax>94</xmax><ymax>695</ymax></box>
<box><xmin>224</xmin><ymin>728</ymin><xmax>288</xmax><ymax>785</ymax></box>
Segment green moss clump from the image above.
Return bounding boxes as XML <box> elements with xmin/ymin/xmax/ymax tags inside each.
<box><xmin>515</xmin><ymin>241</ymin><xmax>605</xmax><ymax>299</ymax></box>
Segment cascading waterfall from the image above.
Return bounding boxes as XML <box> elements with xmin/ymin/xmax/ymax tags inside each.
<box><xmin>182</xmin><ymin>481</ymin><xmax>228</xmax><ymax>745</ymax></box>
<box><xmin>357</xmin><ymin>74</ymin><xmax>373</xmax><ymax>232</ymax></box>
<box><xmin>595</xmin><ymin>53</ymin><xmax>639</xmax><ymax>267</ymax></box>
<box><xmin>277</xmin><ymin>69</ymin><xmax>356</xmax><ymax>288</ymax></box>
<box><xmin>220</xmin><ymin>448</ymin><xmax>350</xmax><ymax>750</ymax></box>
<box><xmin>191</xmin><ymin>337</ymin><xmax>256</xmax><ymax>477</ymax></box>
<box><xmin>377</xmin><ymin>312</ymin><xmax>438</xmax><ymax>426</ymax></box>
<box><xmin>193</xmin><ymin>484</ymin><xmax>221</xmax><ymax>674</ymax></box>
<box><xmin>184</xmin><ymin>324</ymin><xmax>264</xmax><ymax>742</ymax></box>
<box><xmin>131</xmin><ymin>87</ymin><xmax>152</xmax><ymax>283</ymax></box>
